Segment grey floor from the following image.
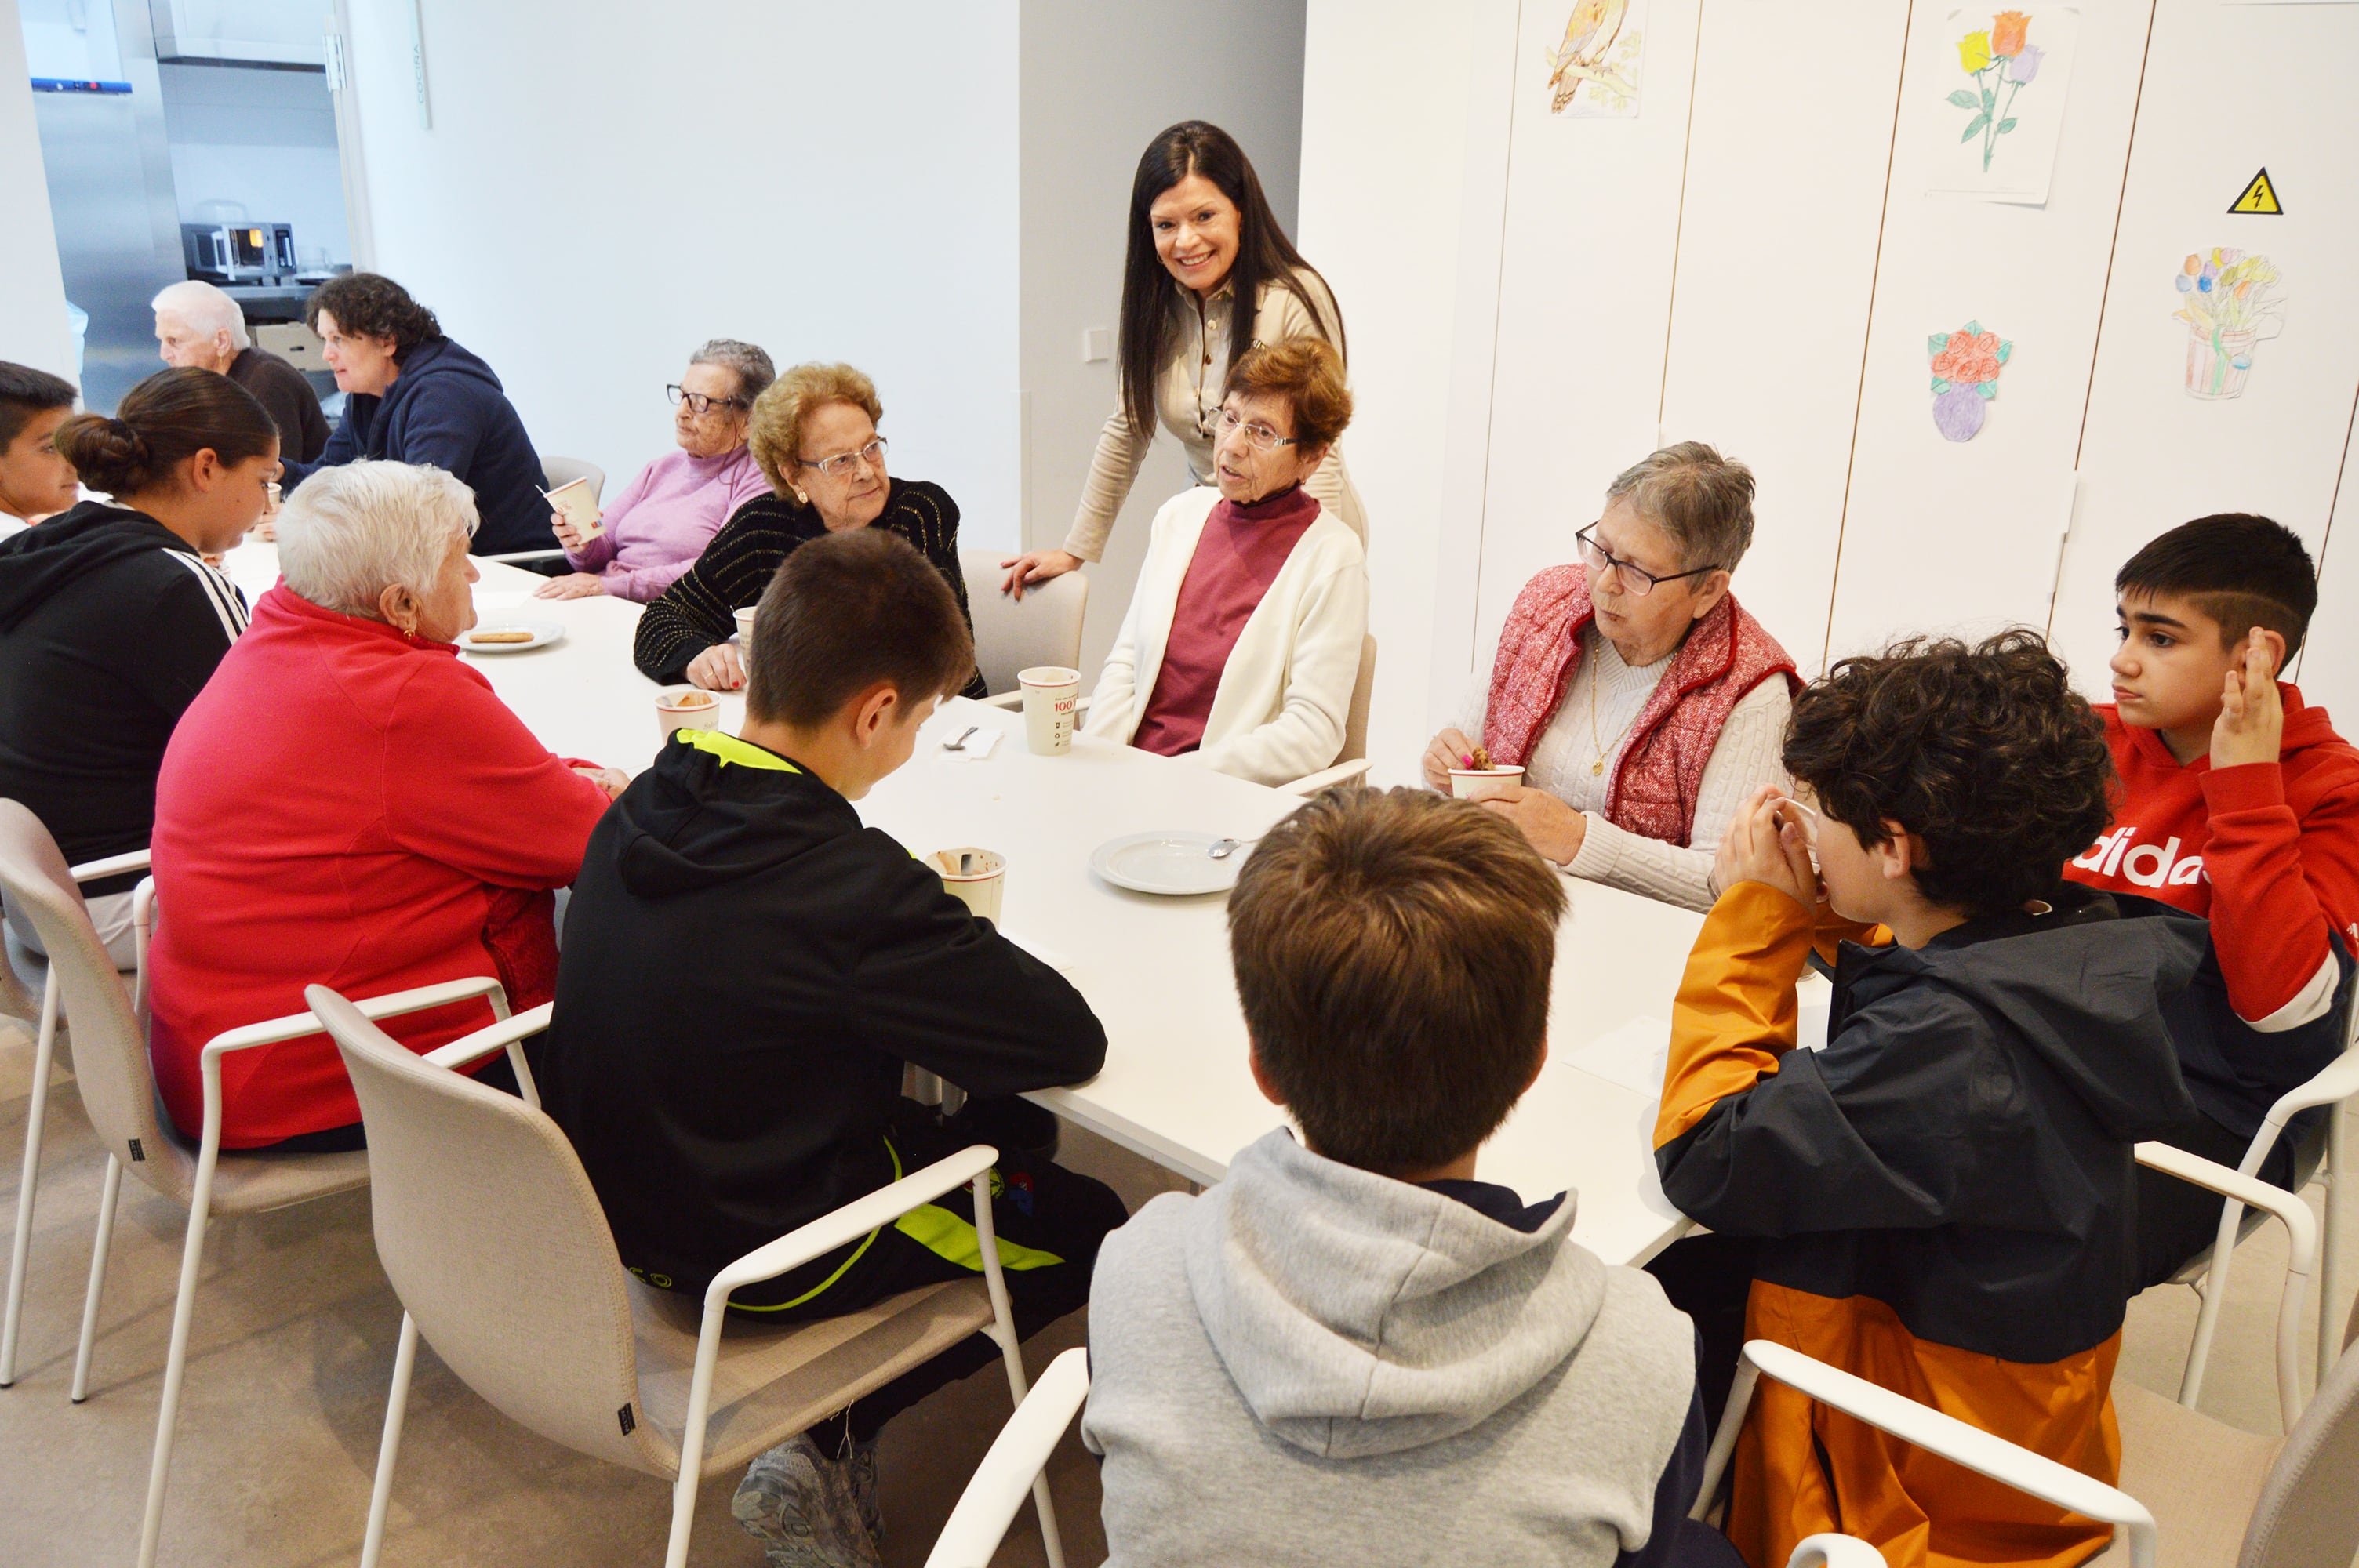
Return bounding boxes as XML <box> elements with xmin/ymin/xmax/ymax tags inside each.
<box><xmin>0</xmin><ymin>1013</ymin><xmax>2341</xmax><ymax>1566</ymax></box>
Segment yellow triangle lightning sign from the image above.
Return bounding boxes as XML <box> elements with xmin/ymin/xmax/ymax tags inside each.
<box><xmin>2230</xmin><ymin>169</ymin><xmax>2283</xmax><ymax>216</ymax></box>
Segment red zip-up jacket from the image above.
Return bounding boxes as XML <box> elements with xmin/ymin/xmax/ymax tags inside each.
<box><xmin>2066</xmin><ymin>684</ymin><xmax>2359</xmax><ymax>1040</ymax></box>
<box><xmin>148</xmin><ymin>584</ymin><xmax>614</xmax><ymax>1147</ymax></box>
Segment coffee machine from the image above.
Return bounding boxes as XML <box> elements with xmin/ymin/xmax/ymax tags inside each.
<box><xmin>181</xmin><ymin>222</ymin><xmax>298</xmax><ymax>283</ymax></box>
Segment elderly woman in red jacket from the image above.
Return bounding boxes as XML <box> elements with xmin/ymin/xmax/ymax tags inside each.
<box><xmin>1423</xmin><ymin>442</ymin><xmax>1799</xmax><ymax>913</ymax></box>
<box><xmin>148</xmin><ymin>460</ymin><xmax>626</xmax><ymax>1151</ymax></box>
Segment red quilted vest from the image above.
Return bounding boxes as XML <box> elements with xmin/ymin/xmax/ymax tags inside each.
<box><xmin>1480</xmin><ymin>565</ymin><xmax>1798</xmax><ymax>848</ymax></box>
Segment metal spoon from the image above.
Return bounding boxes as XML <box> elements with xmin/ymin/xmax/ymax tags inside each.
<box><xmin>1208</xmin><ymin>836</ymin><xmax>1259</xmax><ymax>860</ymax></box>
<box><xmin>942</xmin><ymin>725</ymin><xmax>980</xmax><ymax>751</ymax></box>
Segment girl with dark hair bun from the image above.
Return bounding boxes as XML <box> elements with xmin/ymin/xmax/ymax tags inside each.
<box><xmin>0</xmin><ymin>366</ymin><xmax>278</xmax><ymax>963</ymax></box>
<box><xmin>1001</xmin><ymin>120</ymin><xmax>1365</xmax><ymax>597</ymax></box>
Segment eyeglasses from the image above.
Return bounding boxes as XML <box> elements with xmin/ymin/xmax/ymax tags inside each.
<box><xmin>667</xmin><ymin>385</ymin><xmax>750</xmax><ymax>416</ymax></box>
<box><xmin>1575</xmin><ymin>522</ymin><xmax>1721</xmax><ymax>598</ymax></box>
<box><xmin>1213</xmin><ymin>408</ymin><xmax>1297</xmax><ymax>453</ymax></box>
<box><xmin>797</xmin><ymin>435</ymin><xmax>889</xmax><ymax>479</ymax></box>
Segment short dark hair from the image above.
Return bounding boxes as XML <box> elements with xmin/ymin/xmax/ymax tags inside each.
<box><xmin>0</xmin><ymin>361</ymin><xmax>77</xmax><ymax>452</ymax></box>
<box><xmin>304</xmin><ymin>272</ymin><xmax>442</xmax><ymax>361</ymax></box>
<box><xmin>1783</xmin><ymin>630</ymin><xmax>2117</xmax><ymax>916</ymax></box>
<box><xmin>51</xmin><ymin>366</ymin><xmax>278</xmax><ymax>497</ymax></box>
<box><xmin>1227</xmin><ymin>787</ymin><xmax>1567</xmax><ymax>1178</ymax></box>
<box><xmin>2116</xmin><ymin>513</ymin><xmax>2317</xmax><ymax>656</ymax></box>
<box><xmin>746</xmin><ymin>528</ymin><xmax>974</xmax><ymax>728</ymax></box>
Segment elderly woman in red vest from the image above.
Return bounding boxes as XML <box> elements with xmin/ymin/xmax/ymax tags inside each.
<box><xmin>1423</xmin><ymin>442</ymin><xmax>1798</xmax><ymax>912</ymax></box>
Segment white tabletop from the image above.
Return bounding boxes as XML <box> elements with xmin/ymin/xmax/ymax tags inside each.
<box><xmin>224</xmin><ymin>542</ymin><xmax>1699</xmax><ymax>1265</ymax></box>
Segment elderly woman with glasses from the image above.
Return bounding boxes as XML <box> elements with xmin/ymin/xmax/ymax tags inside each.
<box><xmin>1424</xmin><ymin>443</ymin><xmax>1799</xmax><ymax>913</ymax></box>
<box><xmin>632</xmin><ymin>361</ymin><xmax>987</xmax><ymax>698</ymax></box>
<box><xmin>535</xmin><ymin>339</ymin><xmax>775</xmax><ymax>602</ymax></box>
<box><xmin>147</xmin><ymin>461</ymin><xmax>627</xmax><ymax>1151</ymax></box>
<box><xmin>1084</xmin><ymin>336</ymin><xmax>1368</xmax><ymax>786</ymax></box>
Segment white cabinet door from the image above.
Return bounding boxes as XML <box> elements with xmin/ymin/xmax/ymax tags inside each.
<box><xmin>1659</xmin><ymin>1</ymin><xmax>1909</xmax><ymax>676</ymax></box>
<box><xmin>2048</xmin><ymin>0</ymin><xmax>2359</xmax><ymax>696</ymax></box>
<box><xmin>1823</xmin><ymin>1</ymin><xmax>2155</xmax><ymax>663</ymax></box>
<box><xmin>1470</xmin><ymin>0</ymin><xmax>1701</xmax><ymax>662</ymax></box>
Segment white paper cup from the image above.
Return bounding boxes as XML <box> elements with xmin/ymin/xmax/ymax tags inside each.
<box><xmin>547</xmin><ymin>477</ymin><xmax>604</xmax><ymax>541</ymax></box>
<box><xmin>733</xmin><ymin>605</ymin><xmax>758</xmax><ymax>666</ymax></box>
<box><xmin>1448</xmin><ymin>765</ymin><xmax>1525</xmax><ymax>802</ymax></box>
<box><xmin>932</xmin><ymin>847</ymin><xmax>1006</xmax><ymax>923</ymax></box>
<box><xmin>656</xmin><ymin>688</ymin><xmax>722</xmax><ymax>739</ymax></box>
<box><xmin>1018</xmin><ymin>666</ymin><xmax>1082</xmax><ymax>757</ymax></box>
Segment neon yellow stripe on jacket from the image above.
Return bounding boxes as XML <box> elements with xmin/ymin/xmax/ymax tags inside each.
<box><xmin>676</xmin><ymin>728</ymin><xmax>801</xmax><ymax>772</ymax></box>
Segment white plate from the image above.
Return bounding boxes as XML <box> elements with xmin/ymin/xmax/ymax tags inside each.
<box><xmin>460</xmin><ymin>620</ymin><xmax>565</xmax><ymax>654</ymax></box>
<box><xmin>1089</xmin><ymin>830</ymin><xmax>1243</xmax><ymax>896</ymax></box>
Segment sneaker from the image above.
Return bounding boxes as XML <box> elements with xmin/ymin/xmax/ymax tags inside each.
<box><xmin>732</xmin><ymin>1434</ymin><xmax>882</xmax><ymax>1568</ymax></box>
<box><xmin>846</xmin><ymin>1436</ymin><xmax>881</xmax><ymax>1543</ymax></box>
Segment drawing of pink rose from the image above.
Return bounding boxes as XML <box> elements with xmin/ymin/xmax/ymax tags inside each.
<box><xmin>1931</xmin><ymin>329</ymin><xmax>2002</xmax><ymax>384</ymax></box>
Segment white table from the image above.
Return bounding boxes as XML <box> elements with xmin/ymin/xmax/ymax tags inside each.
<box><xmin>224</xmin><ymin>543</ymin><xmax>1700</xmax><ymax>1265</ymax></box>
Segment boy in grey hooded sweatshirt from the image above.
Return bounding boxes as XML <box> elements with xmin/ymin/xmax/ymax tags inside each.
<box><xmin>1083</xmin><ymin>786</ymin><xmax>1735</xmax><ymax>1568</ymax></box>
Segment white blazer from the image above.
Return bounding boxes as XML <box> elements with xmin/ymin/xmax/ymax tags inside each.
<box><xmin>1084</xmin><ymin>485</ymin><xmax>1369</xmax><ymax>786</ymax></box>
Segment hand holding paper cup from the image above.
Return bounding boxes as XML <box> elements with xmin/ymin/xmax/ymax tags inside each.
<box><xmin>1018</xmin><ymin>666</ymin><xmax>1082</xmax><ymax>757</ymax></box>
<box><xmin>932</xmin><ymin>847</ymin><xmax>1006</xmax><ymax>924</ymax></box>
<box><xmin>544</xmin><ymin>477</ymin><xmax>604</xmax><ymax>543</ymax></box>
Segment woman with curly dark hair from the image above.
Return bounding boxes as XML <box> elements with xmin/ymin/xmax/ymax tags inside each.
<box><xmin>1646</xmin><ymin>631</ymin><xmax>2215</xmax><ymax>1568</ymax></box>
<box><xmin>284</xmin><ymin>271</ymin><xmax>551</xmax><ymax>554</ymax></box>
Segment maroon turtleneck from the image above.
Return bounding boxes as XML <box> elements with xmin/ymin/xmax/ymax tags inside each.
<box><xmin>1132</xmin><ymin>485</ymin><xmax>1321</xmax><ymax>757</ymax></box>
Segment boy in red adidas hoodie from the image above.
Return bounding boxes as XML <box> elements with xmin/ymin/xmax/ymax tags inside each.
<box><xmin>2067</xmin><ymin>513</ymin><xmax>2359</xmax><ymax>1285</ymax></box>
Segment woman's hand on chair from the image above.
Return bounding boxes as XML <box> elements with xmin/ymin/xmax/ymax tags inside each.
<box><xmin>1000</xmin><ymin>549</ymin><xmax>1081</xmax><ymax>600</ymax></box>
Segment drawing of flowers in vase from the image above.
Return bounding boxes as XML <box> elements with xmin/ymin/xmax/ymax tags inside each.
<box><xmin>1929</xmin><ymin>322</ymin><xmax>2011</xmax><ymax>442</ymax></box>
<box><xmin>1950</xmin><ymin>11</ymin><xmax>2043</xmax><ymax>172</ymax></box>
<box><xmin>2173</xmin><ymin>249</ymin><xmax>2284</xmax><ymax>401</ymax></box>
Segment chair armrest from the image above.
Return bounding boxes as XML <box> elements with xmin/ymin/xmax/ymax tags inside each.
<box><xmin>1743</xmin><ymin>1340</ymin><xmax>2157</xmax><ymax>1567</ymax></box>
<box><xmin>2135</xmin><ymin>1139</ymin><xmax>2318</xmax><ymax>1430</ymax></box>
<box><xmin>200</xmin><ymin>975</ymin><xmax>511</xmax><ymax>1065</ymax></box>
<box><xmin>1787</xmin><ymin>1536</ymin><xmax>1888</xmax><ymax>1568</ymax></box>
<box><xmin>2263</xmin><ymin>1049</ymin><xmax>2359</xmax><ymax>1130</ymax></box>
<box><xmin>421</xmin><ymin>1001</ymin><xmax>553</xmax><ymax>1109</ymax></box>
<box><xmin>923</xmin><ymin>1345</ymin><xmax>1089</xmax><ymax>1568</ymax></box>
<box><xmin>478</xmin><ymin>548</ymin><xmax>568</xmax><ymax>564</ymax></box>
<box><xmin>67</xmin><ymin>849</ymin><xmax>151</xmax><ymax>885</ymax></box>
<box><xmin>1275</xmin><ymin>758</ymin><xmax>1372</xmax><ymax>797</ymax></box>
<box><xmin>703</xmin><ymin>1145</ymin><xmax>1000</xmax><ymax>1305</ymax></box>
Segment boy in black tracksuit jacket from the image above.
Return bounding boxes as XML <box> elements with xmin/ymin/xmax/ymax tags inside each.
<box><xmin>537</xmin><ymin>528</ymin><xmax>1119</xmax><ymax>1563</ymax></box>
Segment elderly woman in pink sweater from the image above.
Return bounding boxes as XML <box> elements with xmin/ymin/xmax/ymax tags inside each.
<box><xmin>534</xmin><ymin>339</ymin><xmax>775</xmax><ymax>601</ymax></box>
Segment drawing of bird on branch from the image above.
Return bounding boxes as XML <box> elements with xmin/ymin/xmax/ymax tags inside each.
<box><xmin>1546</xmin><ymin>0</ymin><xmax>1636</xmax><ymax>112</ymax></box>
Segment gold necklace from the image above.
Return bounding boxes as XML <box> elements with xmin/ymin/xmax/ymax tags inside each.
<box><xmin>1587</xmin><ymin>649</ymin><xmax>1645</xmax><ymax>776</ymax></box>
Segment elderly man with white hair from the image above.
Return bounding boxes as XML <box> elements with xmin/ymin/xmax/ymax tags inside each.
<box><xmin>153</xmin><ymin>278</ymin><xmax>330</xmax><ymax>462</ymax></box>
<box><xmin>146</xmin><ymin>461</ymin><xmax>627</xmax><ymax>1152</ymax></box>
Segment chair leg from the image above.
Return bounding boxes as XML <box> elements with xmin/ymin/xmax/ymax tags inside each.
<box><xmin>136</xmin><ymin>1185</ymin><xmax>216</xmax><ymax>1568</ymax></box>
<box><xmin>358</xmin><ymin>1313</ymin><xmax>420</xmax><ymax>1568</ymax></box>
<box><xmin>663</xmin><ymin>1468</ymin><xmax>700</xmax><ymax>1568</ymax></box>
<box><xmin>2324</xmin><ymin>1105</ymin><xmax>2349</xmax><ymax>1388</ymax></box>
<box><xmin>70</xmin><ymin>1152</ymin><xmax>122</xmax><ymax>1403</ymax></box>
<box><xmin>0</xmin><ymin>969</ymin><xmax>61</xmax><ymax>1385</ymax></box>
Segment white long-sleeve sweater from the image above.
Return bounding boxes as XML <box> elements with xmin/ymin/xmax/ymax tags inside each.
<box><xmin>1457</xmin><ymin>626</ymin><xmax>1791</xmax><ymax>912</ymax></box>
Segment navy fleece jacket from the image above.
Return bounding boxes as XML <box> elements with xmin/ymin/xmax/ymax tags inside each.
<box><xmin>283</xmin><ymin>336</ymin><xmax>552</xmax><ymax>554</ymax></box>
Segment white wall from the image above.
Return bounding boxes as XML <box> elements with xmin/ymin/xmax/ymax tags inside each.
<box><xmin>1018</xmin><ymin>0</ymin><xmax>1306</xmax><ymax>677</ymax></box>
<box><xmin>340</xmin><ymin>0</ymin><xmax>1023</xmax><ymax>539</ymax></box>
<box><xmin>159</xmin><ymin>61</ymin><xmax>352</xmax><ymax>266</ymax></box>
<box><xmin>0</xmin><ymin>0</ymin><xmax>76</xmax><ymax>379</ymax></box>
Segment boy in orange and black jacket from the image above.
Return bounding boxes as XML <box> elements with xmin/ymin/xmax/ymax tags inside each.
<box><xmin>2067</xmin><ymin>514</ymin><xmax>2359</xmax><ymax>1285</ymax></box>
<box><xmin>1651</xmin><ymin>633</ymin><xmax>2208</xmax><ymax>1568</ymax></box>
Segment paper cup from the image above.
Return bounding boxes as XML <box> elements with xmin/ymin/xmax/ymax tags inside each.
<box><xmin>1018</xmin><ymin>666</ymin><xmax>1082</xmax><ymax>757</ymax></box>
<box><xmin>932</xmin><ymin>847</ymin><xmax>1006</xmax><ymax>924</ymax></box>
<box><xmin>547</xmin><ymin>477</ymin><xmax>604</xmax><ymax>540</ymax></box>
<box><xmin>656</xmin><ymin>688</ymin><xmax>722</xmax><ymax>739</ymax></box>
<box><xmin>733</xmin><ymin>605</ymin><xmax>758</xmax><ymax>666</ymax></box>
<box><xmin>1448</xmin><ymin>765</ymin><xmax>1525</xmax><ymax>802</ymax></box>
<box><xmin>264</xmin><ymin>480</ymin><xmax>281</xmax><ymax>516</ymax></box>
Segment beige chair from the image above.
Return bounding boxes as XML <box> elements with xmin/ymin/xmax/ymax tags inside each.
<box><xmin>1692</xmin><ymin>1141</ymin><xmax>2359</xmax><ymax>1568</ymax></box>
<box><xmin>0</xmin><ymin>803</ymin><xmax>147</xmax><ymax>1388</ymax></box>
<box><xmin>0</xmin><ymin>800</ymin><xmax>518</xmax><ymax>1568</ymax></box>
<box><xmin>960</xmin><ymin>550</ymin><xmax>1089</xmax><ymax>698</ymax></box>
<box><xmin>1278</xmin><ymin>633</ymin><xmax>1377</xmax><ymax>795</ymax></box>
<box><xmin>308</xmin><ymin>984</ymin><xmax>1067</xmax><ymax>1568</ymax></box>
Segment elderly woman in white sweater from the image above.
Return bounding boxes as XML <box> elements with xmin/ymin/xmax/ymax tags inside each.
<box><xmin>1084</xmin><ymin>337</ymin><xmax>1366</xmax><ymax>787</ymax></box>
<box><xmin>1424</xmin><ymin>443</ymin><xmax>1798</xmax><ymax>913</ymax></box>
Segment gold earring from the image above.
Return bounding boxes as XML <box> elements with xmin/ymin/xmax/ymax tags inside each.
<box><xmin>793</xmin><ymin>489</ymin><xmax>810</xmax><ymax>506</ymax></box>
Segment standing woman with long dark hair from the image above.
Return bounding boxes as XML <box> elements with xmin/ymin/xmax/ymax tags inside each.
<box><xmin>1001</xmin><ymin>120</ymin><xmax>1364</xmax><ymax>595</ymax></box>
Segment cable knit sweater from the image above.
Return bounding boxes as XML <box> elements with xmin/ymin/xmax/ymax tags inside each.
<box><xmin>1458</xmin><ymin>627</ymin><xmax>1791</xmax><ymax>912</ymax></box>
